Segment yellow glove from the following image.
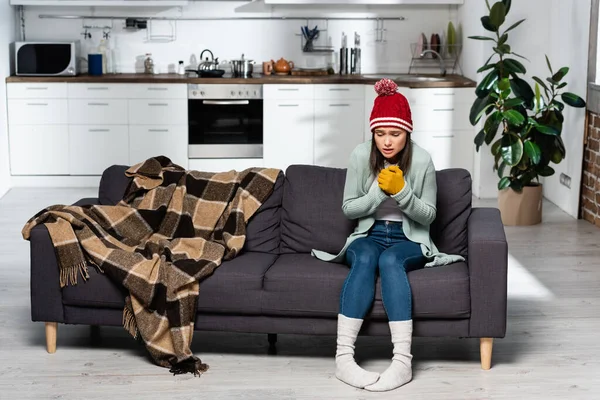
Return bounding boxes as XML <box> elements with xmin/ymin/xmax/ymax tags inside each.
<box><xmin>377</xmin><ymin>165</ymin><xmax>405</xmax><ymax>195</ymax></box>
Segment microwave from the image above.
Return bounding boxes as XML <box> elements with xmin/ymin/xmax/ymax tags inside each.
<box><xmin>13</xmin><ymin>41</ymin><xmax>80</xmax><ymax>76</ymax></box>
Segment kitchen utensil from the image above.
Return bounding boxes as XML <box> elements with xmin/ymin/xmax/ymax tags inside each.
<box><xmin>88</xmin><ymin>53</ymin><xmax>103</xmax><ymax>76</ymax></box>
<box><xmin>199</xmin><ymin>69</ymin><xmax>225</xmax><ymax>78</ymax></box>
<box><xmin>230</xmin><ymin>54</ymin><xmax>255</xmax><ymax>77</ymax></box>
<box><xmin>198</xmin><ymin>49</ymin><xmax>220</xmax><ymax>71</ymax></box>
<box><xmin>272</xmin><ymin>58</ymin><xmax>294</xmax><ymax>75</ymax></box>
<box><xmin>262</xmin><ymin>61</ymin><xmax>273</xmax><ymax>75</ymax></box>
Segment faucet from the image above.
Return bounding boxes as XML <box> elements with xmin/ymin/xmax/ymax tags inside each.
<box><xmin>420</xmin><ymin>50</ymin><xmax>446</xmax><ymax>77</ymax></box>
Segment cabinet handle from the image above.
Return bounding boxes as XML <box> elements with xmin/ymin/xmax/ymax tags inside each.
<box><xmin>148</xmin><ymin>87</ymin><xmax>168</xmax><ymax>91</ymax></box>
<box><xmin>88</xmin><ymin>102</ymin><xmax>109</xmax><ymax>106</ymax></box>
<box><xmin>329</xmin><ymin>88</ymin><xmax>350</xmax><ymax>91</ymax></box>
<box><xmin>26</xmin><ymin>87</ymin><xmax>48</xmax><ymax>90</ymax></box>
<box><xmin>203</xmin><ymin>100</ymin><xmax>249</xmax><ymax>105</ymax></box>
<box><xmin>87</xmin><ymin>87</ymin><xmax>109</xmax><ymax>90</ymax></box>
<box><xmin>148</xmin><ymin>129</ymin><xmax>169</xmax><ymax>132</ymax></box>
<box><xmin>88</xmin><ymin>129</ymin><xmax>110</xmax><ymax>132</ymax></box>
<box><xmin>278</xmin><ymin>104</ymin><xmax>299</xmax><ymax>107</ymax></box>
<box><xmin>329</xmin><ymin>103</ymin><xmax>350</xmax><ymax>107</ymax></box>
<box><xmin>148</xmin><ymin>103</ymin><xmax>169</xmax><ymax>106</ymax></box>
<box><xmin>26</xmin><ymin>102</ymin><xmax>48</xmax><ymax>106</ymax></box>
<box><xmin>433</xmin><ymin>108</ymin><xmax>455</xmax><ymax>112</ymax></box>
<box><xmin>433</xmin><ymin>135</ymin><xmax>455</xmax><ymax>138</ymax></box>
<box><xmin>278</xmin><ymin>88</ymin><xmax>299</xmax><ymax>91</ymax></box>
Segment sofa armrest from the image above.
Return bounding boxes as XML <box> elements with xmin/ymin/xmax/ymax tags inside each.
<box><xmin>30</xmin><ymin>225</ymin><xmax>65</xmax><ymax>323</ymax></box>
<box><xmin>72</xmin><ymin>198</ymin><xmax>100</xmax><ymax>207</ymax></box>
<box><xmin>99</xmin><ymin>165</ymin><xmax>131</xmax><ymax>205</ymax></box>
<box><xmin>467</xmin><ymin>207</ymin><xmax>508</xmax><ymax>338</ymax></box>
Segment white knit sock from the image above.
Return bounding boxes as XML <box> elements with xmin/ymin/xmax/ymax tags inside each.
<box><xmin>335</xmin><ymin>314</ymin><xmax>380</xmax><ymax>388</ymax></box>
<box><xmin>365</xmin><ymin>320</ymin><xmax>413</xmax><ymax>391</ymax></box>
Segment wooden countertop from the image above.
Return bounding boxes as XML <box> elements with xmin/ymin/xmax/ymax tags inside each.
<box><xmin>6</xmin><ymin>73</ymin><xmax>476</xmax><ymax>88</ymax></box>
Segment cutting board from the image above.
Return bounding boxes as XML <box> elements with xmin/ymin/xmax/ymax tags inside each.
<box><xmin>291</xmin><ymin>69</ymin><xmax>329</xmax><ymax>76</ymax></box>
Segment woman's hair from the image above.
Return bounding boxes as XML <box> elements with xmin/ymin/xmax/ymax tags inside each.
<box><xmin>369</xmin><ymin>132</ymin><xmax>413</xmax><ymax>177</ymax></box>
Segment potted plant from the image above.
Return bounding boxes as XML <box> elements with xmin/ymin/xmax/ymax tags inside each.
<box><xmin>468</xmin><ymin>0</ymin><xmax>586</xmax><ymax>225</ymax></box>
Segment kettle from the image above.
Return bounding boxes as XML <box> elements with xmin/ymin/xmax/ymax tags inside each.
<box><xmin>199</xmin><ymin>49</ymin><xmax>220</xmax><ymax>71</ymax></box>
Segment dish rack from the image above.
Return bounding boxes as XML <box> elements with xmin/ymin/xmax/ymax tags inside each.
<box><xmin>408</xmin><ymin>43</ymin><xmax>463</xmax><ymax>75</ymax></box>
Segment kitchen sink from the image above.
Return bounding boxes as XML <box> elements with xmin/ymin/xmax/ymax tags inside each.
<box><xmin>362</xmin><ymin>74</ymin><xmax>447</xmax><ymax>81</ymax></box>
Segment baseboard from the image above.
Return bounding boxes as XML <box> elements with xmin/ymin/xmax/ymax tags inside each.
<box><xmin>11</xmin><ymin>175</ymin><xmax>102</xmax><ymax>187</ymax></box>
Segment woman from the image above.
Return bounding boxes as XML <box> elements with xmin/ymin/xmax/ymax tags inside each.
<box><xmin>312</xmin><ymin>79</ymin><xmax>464</xmax><ymax>391</ymax></box>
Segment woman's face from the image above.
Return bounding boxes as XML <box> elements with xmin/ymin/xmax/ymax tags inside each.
<box><xmin>373</xmin><ymin>127</ymin><xmax>408</xmax><ymax>162</ymax></box>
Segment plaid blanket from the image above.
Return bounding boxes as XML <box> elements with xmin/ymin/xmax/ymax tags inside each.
<box><xmin>22</xmin><ymin>156</ymin><xmax>280</xmax><ymax>376</ymax></box>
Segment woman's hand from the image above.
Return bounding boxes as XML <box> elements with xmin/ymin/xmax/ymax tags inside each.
<box><xmin>377</xmin><ymin>166</ymin><xmax>405</xmax><ymax>195</ymax></box>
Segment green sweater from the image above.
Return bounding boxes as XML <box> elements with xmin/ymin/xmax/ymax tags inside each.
<box><xmin>311</xmin><ymin>140</ymin><xmax>465</xmax><ymax>267</ymax></box>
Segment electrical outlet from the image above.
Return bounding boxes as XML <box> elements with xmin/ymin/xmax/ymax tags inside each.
<box><xmin>560</xmin><ymin>173</ymin><xmax>571</xmax><ymax>188</ymax></box>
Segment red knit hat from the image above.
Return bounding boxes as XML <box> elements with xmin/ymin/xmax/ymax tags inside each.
<box><xmin>369</xmin><ymin>79</ymin><xmax>413</xmax><ymax>133</ymax></box>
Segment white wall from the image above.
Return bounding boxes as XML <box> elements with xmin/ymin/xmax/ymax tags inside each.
<box><xmin>23</xmin><ymin>2</ymin><xmax>458</xmax><ymax>74</ymax></box>
<box><xmin>458</xmin><ymin>0</ymin><xmax>590</xmax><ymax>219</ymax></box>
<box><xmin>0</xmin><ymin>3</ymin><xmax>16</xmax><ymax>199</ymax></box>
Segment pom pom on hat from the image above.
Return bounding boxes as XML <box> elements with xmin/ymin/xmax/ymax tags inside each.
<box><xmin>369</xmin><ymin>79</ymin><xmax>413</xmax><ymax>133</ymax></box>
<box><xmin>374</xmin><ymin>78</ymin><xmax>399</xmax><ymax>96</ymax></box>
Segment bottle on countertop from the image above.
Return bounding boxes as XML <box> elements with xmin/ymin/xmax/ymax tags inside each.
<box><xmin>340</xmin><ymin>32</ymin><xmax>348</xmax><ymax>75</ymax></box>
<box><xmin>144</xmin><ymin>53</ymin><xmax>154</xmax><ymax>74</ymax></box>
<box><xmin>177</xmin><ymin>60</ymin><xmax>185</xmax><ymax>75</ymax></box>
<box><xmin>98</xmin><ymin>39</ymin><xmax>108</xmax><ymax>74</ymax></box>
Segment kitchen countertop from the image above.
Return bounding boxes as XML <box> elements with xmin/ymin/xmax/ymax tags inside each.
<box><xmin>6</xmin><ymin>73</ymin><xmax>476</xmax><ymax>88</ymax></box>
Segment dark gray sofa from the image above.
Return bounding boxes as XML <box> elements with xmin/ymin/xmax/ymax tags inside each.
<box><xmin>29</xmin><ymin>164</ymin><xmax>508</xmax><ymax>370</ymax></box>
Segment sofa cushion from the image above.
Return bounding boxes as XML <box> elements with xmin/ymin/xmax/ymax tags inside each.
<box><xmin>430</xmin><ymin>169</ymin><xmax>472</xmax><ymax>258</ymax></box>
<box><xmin>261</xmin><ymin>254</ymin><xmax>470</xmax><ymax>320</ymax></box>
<box><xmin>243</xmin><ymin>171</ymin><xmax>284</xmax><ymax>254</ymax></box>
<box><xmin>280</xmin><ymin>165</ymin><xmax>356</xmax><ymax>254</ymax></box>
<box><xmin>99</xmin><ymin>165</ymin><xmax>130</xmax><ymax>205</ymax></box>
<box><xmin>62</xmin><ymin>252</ymin><xmax>278</xmax><ymax>315</ymax></box>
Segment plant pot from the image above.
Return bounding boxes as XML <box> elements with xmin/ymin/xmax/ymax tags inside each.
<box><xmin>497</xmin><ymin>184</ymin><xmax>543</xmax><ymax>226</ymax></box>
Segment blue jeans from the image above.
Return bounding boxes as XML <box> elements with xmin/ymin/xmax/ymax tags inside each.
<box><xmin>340</xmin><ymin>221</ymin><xmax>425</xmax><ymax>321</ymax></box>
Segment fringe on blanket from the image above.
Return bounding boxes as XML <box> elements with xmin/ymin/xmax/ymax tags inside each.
<box><xmin>123</xmin><ymin>301</ymin><xmax>139</xmax><ymax>340</ymax></box>
<box><xmin>59</xmin><ymin>262</ymin><xmax>89</xmax><ymax>288</ymax></box>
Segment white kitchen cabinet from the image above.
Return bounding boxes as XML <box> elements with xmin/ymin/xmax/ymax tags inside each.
<box><xmin>8</xmin><ymin>125</ymin><xmax>70</xmax><ymax>175</ymax></box>
<box><xmin>314</xmin><ymin>100</ymin><xmax>365</xmax><ymax>169</ymax></box>
<box><xmin>129</xmin><ymin>126</ymin><xmax>188</xmax><ymax>168</ymax></box>
<box><xmin>7</xmin><ymin>83</ymin><xmax>67</xmax><ymax>99</ymax></box>
<box><xmin>128</xmin><ymin>100</ymin><xmax>187</xmax><ymax>126</ymax></box>
<box><xmin>69</xmin><ymin>125</ymin><xmax>129</xmax><ymax>175</ymax></box>
<box><xmin>67</xmin><ymin>83</ymin><xmax>131</xmax><ymax>99</ymax></box>
<box><xmin>265</xmin><ymin>0</ymin><xmax>463</xmax><ymax>3</ymax></box>
<box><xmin>68</xmin><ymin>99</ymin><xmax>128</xmax><ymax>125</ymax></box>
<box><xmin>263</xmin><ymin>99</ymin><xmax>314</xmax><ymax>172</ymax></box>
<box><xmin>7</xmin><ymin>99</ymin><xmax>68</xmax><ymax>125</ymax></box>
<box><xmin>10</xmin><ymin>0</ymin><xmax>188</xmax><ymax>6</ymax></box>
<box><xmin>413</xmin><ymin>130</ymin><xmax>474</xmax><ymax>173</ymax></box>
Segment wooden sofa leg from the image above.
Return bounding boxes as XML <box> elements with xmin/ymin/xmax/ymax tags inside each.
<box><xmin>46</xmin><ymin>322</ymin><xmax>57</xmax><ymax>354</ymax></box>
<box><xmin>480</xmin><ymin>338</ymin><xmax>493</xmax><ymax>370</ymax></box>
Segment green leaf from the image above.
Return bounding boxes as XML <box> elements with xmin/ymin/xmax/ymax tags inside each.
<box><xmin>510</xmin><ymin>76</ymin><xmax>535</xmax><ymax>109</ymax></box>
<box><xmin>503</xmin><ymin>18</ymin><xmax>525</xmax><ymax>34</ymax></box>
<box><xmin>557</xmin><ymin>82</ymin><xmax>567</xmax><ymax>89</ymax></box>
<box><xmin>492</xmin><ymin>138</ymin><xmax>503</xmax><ymax>155</ymax></box>
<box><xmin>504</xmin><ymin>98</ymin><xmax>524</xmax><ymax>109</ymax></box>
<box><xmin>498</xmin><ymin>33</ymin><xmax>508</xmax><ymax>46</ymax></box>
<box><xmin>555</xmin><ymin>135</ymin><xmax>566</xmax><ymax>158</ymax></box>
<box><xmin>470</xmin><ymin>95</ymin><xmax>495</xmax><ymax>125</ymax></box>
<box><xmin>502</xmin><ymin>0</ymin><xmax>512</xmax><ymax>15</ymax></box>
<box><xmin>484</xmin><ymin>112</ymin><xmax>503</xmax><ymax>144</ymax></box>
<box><xmin>552</xmin><ymin>66</ymin><xmax>569</xmax><ymax>82</ymax></box>
<box><xmin>535</xmin><ymin>82</ymin><xmax>541</xmax><ymax>112</ymax></box>
<box><xmin>481</xmin><ymin>16</ymin><xmax>498</xmax><ymax>32</ymax></box>
<box><xmin>538</xmin><ymin>165</ymin><xmax>555</xmax><ymax>177</ymax></box>
<box><xmin>476</xmin><ymin>69</ymin><xmax>499</xmax><ymax>98</ymax></box>
<box><xmin>545</xmin><ymin>54</ymin><xmax>553</xmax><ymax>74</ymax></box>
<box><xmin>532</xmin><ymin>76</ymin><xmax>549</xmax><ymax>94</ymax></box>
<box><xmin>536</xmin><ymin>124</ymin><xmax>560</xmax><ymax>135</ymax></box>
<box><xmin>503</xmin><ymin>109</ymin><xmax>525</xmax><ymax>126</ymax></box>
<box><xmin>511</xmin><ymin>52</ymin><xmax>529</xmax><ymax>61</ymax></box>
<box><xmin>561</xmin><ymin>92</ymin><xmax>586</xmax><ymax>108</ymax></box>
<box><xmin>497</xmin><ymin>78</ymin><xmax>511</xmax><ymax>91</ymax></box>
<box><xmin>500</xmin><ymin>133</ymin><xmax>524</xmax><ymax>166</ymax></box>
<box><xmin>482</xmin><ymin>53</ymin><xmax>496</xmax><ymax>69</ymax></box>
<box><xmin>477</xmin><ymin>63</ymin><xmax>497</xmax><ymax>73</ymax></box>
<box><xmin>524</xmin><ymin>141</ymin><xmax>541</xmax><ymax>164</ymax></box>
<box><xmin>551</xmin><ymin>100</ymin><xmax>565</xmax><ymax>112</ymax></box>
<box><xmin>503</xmin><ymin>58</ymin><xmax>526</xmax><ymax>74</ymax></box>
<box><xmin>547</xmin><ymin>77</ymin><xmax>559</xmax><ymax>86</ymax></box>
<box><xmin>498</xmin><ymin>176</ymin><xmax>511</xmax><ymax>190</ymax></box>
<box><xmin>497</xmin><ymin>161</ymin><xmax>507</xmax><ymax>178</ymax></box>
<box><xmin>469</xmin><ymin>35</ymin><xmax>496</xmax><ymax>41</ymax></box>
<box><xmin>490</xmin><ymin>2</ymin><xmax>507</xmax><ymax>29</ymax></box>
<box><xmin>474</xmin><ymin>129</ymin><xmax>486</xmax><ymax>151</ymax></box>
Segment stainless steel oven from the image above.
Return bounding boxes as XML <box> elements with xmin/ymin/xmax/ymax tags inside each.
<box><xmin>188</xmin><ymin>84</ymin><xmax>263</xmax><ymax>158</ymax></box>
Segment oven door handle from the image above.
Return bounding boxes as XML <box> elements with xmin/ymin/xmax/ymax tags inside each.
<box><xmin>202</xmin><ymin>100</ymin><xmax>250</xmax><ymax>105</ymax></box>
